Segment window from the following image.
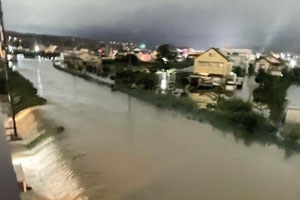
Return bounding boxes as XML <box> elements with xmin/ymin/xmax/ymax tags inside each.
<box><xmin>199</xmin><ymin>61</ymin><xmax>210</xmax><ymax>66</ymax></box>
<box><xmin>198</xmin><ymin>62</ymin><xmax>223</xmax><ymax>67</ymax></box>
<box><xmin>212</xmin><ymin>62</ymin><xmax>223</xmax><ymax>67</ymax></box>
<box><xmin>209</xmin><ymin>53</ymin><xmax>215</xmax><ymax>57</ymax></box>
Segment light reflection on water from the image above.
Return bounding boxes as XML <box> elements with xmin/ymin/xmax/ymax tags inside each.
<box><xmin>37</xmin><ymin>66</ymin><xmax>44</xmax><ymax>96</ymax></box>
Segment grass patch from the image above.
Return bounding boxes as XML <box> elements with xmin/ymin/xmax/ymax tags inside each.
<box><xmin>26</xmin><ymin>126</ymin><xmax>64</xmax><ymax>149</ymax></box>
<box><xmin>113</xmin><ymin>84</ymin><xmax>276</xmax><ymax>136</ymax></box>
<box><xmin>6</xmin><ymin>69</ymin><xmax>46</xmax><ymax>114</ymax></box>
<box><xmin>26</xmin><ymin>132</ymin><xmax>53</xmax><ymax>149</ymax></box>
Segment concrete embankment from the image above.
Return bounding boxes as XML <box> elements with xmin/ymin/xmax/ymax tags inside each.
<box><xmin>8</xmin><ymin>106</ymin><xmax>87</xmax><ymax>200</ymax></box>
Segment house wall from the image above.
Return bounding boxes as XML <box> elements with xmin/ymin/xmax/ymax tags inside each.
<box><xmin>229</xmin><ymin>55</ymin><xmax>248</xmax><ymax>68</ymax></box>
<box><xmin>255</xmin><ymin>60</ymin><xmax>270</xmax><ymax>73</ymax></box>
<box><xmin>194</xmin><ymin>49</ymin><xmax>232</xmax><ymax>76</ymax></box>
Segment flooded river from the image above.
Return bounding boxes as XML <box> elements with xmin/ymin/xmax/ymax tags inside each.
<box><xmin>14</xmin><ymin>58</ymin><xmax>300</xmax><ymax>200</ymax></box>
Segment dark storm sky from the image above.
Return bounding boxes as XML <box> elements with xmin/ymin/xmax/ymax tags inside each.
<box><xmin>3</xmin><ymin>0</ymin><xmax>300</xmax><ymax>51</ymax></box>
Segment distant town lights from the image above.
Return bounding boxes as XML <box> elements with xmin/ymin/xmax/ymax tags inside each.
<box><xmin>8</xmin><ymin>45</ymin><xmax>13</xmax><ymax>52</ymax></box>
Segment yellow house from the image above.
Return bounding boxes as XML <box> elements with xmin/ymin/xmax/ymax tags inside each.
<box><xmin>194</xmin><ymin>48</ymin><xmax>233</xmax><ymax>77</ymax></box>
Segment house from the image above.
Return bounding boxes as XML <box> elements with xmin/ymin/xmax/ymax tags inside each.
<box><xmin>64</xmin><ymin>54</ymin><xmax>84</xmax><ymax>70</ymax></box>
<box><xmin>45</xmin><ymin>45</ymin><xmax>58</xmax><ymax>54</ymax></box>
<box><xmin>221</xmin><ymin>48</ymin><xmax>255</xmax><ymax>73</ymax></box>
<box><xmin>191</xmin><ymin>48</ymin><xmax>233</xmax><ymax>87</ymax></box>
<box><xmin>61</xmin><ymin>49</ymin><xmax>102</xmax><ymax>72</ymax></box>
<box><xmin>79</xmin><ymin>51</ymin><xmax>102</xmax><ymax>70</ymax></box>
<box><xmin>136</xmin><ymin>50</ymin><xmax>157</xmax><ymax>62</ymax></box>
<box><xmin>193</xmin><ymin>48</ymin><xmax>233</xmax><ymax>77</ymax></box>
<box><xmin>255</xmin><ymin>56</ymin><xmax>286</xmax><ymax>76</ymax></box>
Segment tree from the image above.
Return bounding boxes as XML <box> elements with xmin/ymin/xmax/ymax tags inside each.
<box><xmin>136</xmin><ymin>73</ymin><xmax>158</xmax><ymax>90</ymax></box>
<box><xmin>63</xmin><ymin>39</ymin><xmax>73</xmax><ymax>47</ymax></box>
<box><xmin>127</xmin><ymin>54</ymin><xmax>138</xmax><ymax>66</ymax></box>
<box><xmin>248</xmin><ymin>64</ymin><xmax>255</xmax><ymax>77</ymax></box>
<box><xmin>157</xmin><ymin>44</ymin><xmax>176</xmax><ymax>61</ymax></box>
<box><xmin>255</xmin><ymin>69</ymin><xmax>266</xmax><ymax>85</ymax></box>
<box><xmin>232</xmin><ymin>66</ymin><xmax>245</xmax><ymax>77</ymax></box>
<box><xmin>143</xmin><ymin>74</ymin><xmax>157</xmax><ymax>90</ymax></box>
<box><xmin>180</xmin><ymin>77</ymin><xmax>189</xmax><ymax>93</ymax></box>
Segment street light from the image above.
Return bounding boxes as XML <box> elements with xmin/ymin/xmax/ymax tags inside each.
<box><xmin>290</xmin><ymin>59</ymin><xmax>297</xmax><ymax>68</ymax></box>
<box><xmin>34</xmin><ymin>45</ymin><xmax>40</xmax><ymax>52</ymax></box>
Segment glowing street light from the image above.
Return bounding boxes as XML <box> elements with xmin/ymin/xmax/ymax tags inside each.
<box><xmin>290</xmin><ymin>59</ymin><xmax>297</xmax><ymax>68</ymax></box>
<box><xmin>8</xmin><ymin>45</ymin><xmax>12</xmax><ymax>52</ymax></box>
<box><xmin>256</xmin><ymin>53</ymin><xmax>261</xmax><ymax>59</ymax></box>
<box><xmin>34</xmin><ymin>45</ymin><xmax>40</xmax><ymax>52</ymax></box>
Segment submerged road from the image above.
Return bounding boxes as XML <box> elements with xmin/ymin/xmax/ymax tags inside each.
<box><xmin>14</xmin><ymin>58</ymin><xmax>300</xmax><ymax>200</ymax></box>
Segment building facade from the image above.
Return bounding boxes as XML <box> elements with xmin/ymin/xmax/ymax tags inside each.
<box><xmin>194</xmin><ymin>48</ymin><xmax>233</xmax><ymax>77</ymax></box>
<box><xmin>255</xmin><ymin>56</ymin><xmax>286</xmax><ymax>76</ymax></box>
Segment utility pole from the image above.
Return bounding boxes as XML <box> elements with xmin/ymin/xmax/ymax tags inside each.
<box><xmin>0</xmin><ymin>0</ymin><xmax>19</xmax><ymax>139</ymax></box>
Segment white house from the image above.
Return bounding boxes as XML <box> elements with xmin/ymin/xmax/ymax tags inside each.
<box><xmin>255</xmin><ymin>56</ymin><xmax>286</xmax><ymax>76</ymax></box>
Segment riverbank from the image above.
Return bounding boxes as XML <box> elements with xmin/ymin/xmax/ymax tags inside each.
<box><xmin>0</xmin><ymin>68</ymin><xmax>46</xmax><ymax>114</ymax></box>
<box><xmin>53</xmin><ymin>62</ymin><xmax>114</xmax><ymax>87</ymax></box>
<box><xmin>9</xmin><ymin>106</ymin><xmax>86</xmax><ymax>199</ymax></box>
<box><xmin>10</xmin><ymin>107</ymin><xmax>57</xmax><ymax>199</ymax></box>
<box><xmin>0</xmin><ymin>63</ymin><xmax>85</xmax><ymax>198</ymax></box>
<box><xmin>52</xmin><ymin>62</ymin><xmax>300</xmax><ymax>152</ymax></box>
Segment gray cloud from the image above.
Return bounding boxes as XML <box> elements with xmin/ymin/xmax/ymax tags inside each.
<box><xmin>2</xmin><ymin>0</ymin><xmax>300</xmax><ymax>51</ymax></box>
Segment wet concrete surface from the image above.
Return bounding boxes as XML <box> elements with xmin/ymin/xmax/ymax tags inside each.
<box><xmin>0</xmin><ymin>115</ymin><xmax>20</xmax><ymax>200</ymax></box>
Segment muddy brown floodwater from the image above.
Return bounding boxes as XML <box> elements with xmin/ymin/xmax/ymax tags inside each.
<box><xmin>14</xmin><ymin>58</ymin><xmax>300</xmax><ymax>200</ymax></box>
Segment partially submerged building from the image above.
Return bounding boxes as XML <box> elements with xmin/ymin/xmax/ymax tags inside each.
<box><xmin>61</xmin><ymin>49</ymin><xmax>102</xmax><ymax>72</ymax></box>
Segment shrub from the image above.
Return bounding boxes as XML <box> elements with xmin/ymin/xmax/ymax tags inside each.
<box><xmin>231</xmin><ymin>112</ymin><xmax>258</xmax><ymax>133</ymax></box>
<box><xmin>115</xmin><ymin>70</ymin><xmax>158</xmax><ymax>90</ymax></box>
<box><xmin>217</xmin><ymin>98</ymin><xmax>252</xmax><ymax>113</ymax></box>
<box><xmin>232</xmin><ymin>66</ymin><xmax>245</xmax><ymax>77</ymax></box>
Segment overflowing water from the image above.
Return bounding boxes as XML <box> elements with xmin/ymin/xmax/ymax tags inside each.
<box><xmin>13</xmin><ymin>58</ymin><xmax>300</xmax><ymax>200</ymax></box>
